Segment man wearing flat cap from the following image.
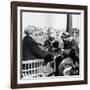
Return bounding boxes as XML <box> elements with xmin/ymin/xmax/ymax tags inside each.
<box><xmin>58</xmin><ymin>32</ymin><xmax>79</xmax><ymax>76</ymax></box>
<box><xmin>61</xmin><ymin>32</ymin><xmax>79</xmax><ymax>60</ymax></box>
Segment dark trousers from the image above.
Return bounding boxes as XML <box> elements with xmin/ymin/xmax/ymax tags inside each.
<box><xmin>55</xmin><ymin>56</ymin><xmax>62</xmax><ymax>76</ymax></box>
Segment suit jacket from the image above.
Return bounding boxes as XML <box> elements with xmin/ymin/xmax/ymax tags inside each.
<box><xmin>63</xmin><ymin>39</ymin><xmax>79</xmax><ymax>63</ymax></box>
<box><xmin>44</xmin><ymin>39</ymin><xmax>59</xmax><ymax>52</ymax></box>
<box><xmin>23</xmin><ymin>36</ymin><xmax>48</xmax><ymax>61</ymax></box>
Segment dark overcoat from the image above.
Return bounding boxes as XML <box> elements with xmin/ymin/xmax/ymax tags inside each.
<box><xmin>23</xmin><ymin>36</ymin><xmax>48</xmax><ymax>61</ymax></box>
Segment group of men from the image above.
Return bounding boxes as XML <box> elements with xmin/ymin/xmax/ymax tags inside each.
<box><xmin>22</xmin><ymin>27</ymin><xmax>79</xmax><ymax>76</ymax></box>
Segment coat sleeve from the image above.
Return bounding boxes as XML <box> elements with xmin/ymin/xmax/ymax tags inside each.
<box><xmin>27</xmin><ymin>37</ymin><xmax>48</xmax><ymax>59</ymax></box>
<box><xmin>44</xmin><ymin>40</ymin><xmax>50</xmax><ymax>48</ymax></box>
<box><xmin>71</xmin><ymin>39</ymin><xmax>79</xmax><ymax>49</ymax></box>
<box><xmin>71</xmin><ymin>39</ymin><xmax>79</xmax><ymax>58</ymax></box>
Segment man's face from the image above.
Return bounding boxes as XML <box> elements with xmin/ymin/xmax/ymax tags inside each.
<box><xmin>49</xmin><ymin>31</ymin><xmax>56</xmax><ymax>41</ymax></box>
<box><xmin>62</xmin><ymin>37</ymin><xmax>70</xmax><ymax>44</ymax></box>
<box><xmin>34</xmin><ymin>31</ymin><xmax>43</xmax><ymax>43</ymax></box>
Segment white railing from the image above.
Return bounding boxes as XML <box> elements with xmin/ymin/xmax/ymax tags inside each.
<box><xmin>22</xmin><ymin>59</ymin><xmax>44</xmax><ymax>79</ymax></box>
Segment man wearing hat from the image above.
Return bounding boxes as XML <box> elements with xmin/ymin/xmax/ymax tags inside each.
<box><xmin>58</xmin><ymin>32</ymin><xmax>79</xmax><ymax>76</ymax></box>
<box><xmin>23</xmin><ymin>26</ymin><xmax>49</xmax><ymax>60</ymax></box>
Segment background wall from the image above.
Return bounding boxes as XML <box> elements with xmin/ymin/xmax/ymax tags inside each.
<box><xmin>0</xmin><ymin>0</ymin><xmax>89</xmax><ymax>90</ymax></box>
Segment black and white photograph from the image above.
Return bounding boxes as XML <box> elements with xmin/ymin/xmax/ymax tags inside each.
<box><xmin>21</xmin><ymin>11</ymin><xmax>80</xmax><ymax>79</ymax></box>
<box><xmin>11</xmin><ymin>1</ymin><xmax>87</xmax><ymax>88</ymax></box>
<box><xmin>18</xmin><ymin>7</ymin><xmax>84</xmax><ymax>83</ymax></box>
<box><xmin>18</xmin><ymin>7</ymin><xmax>83</xmax><ymax>82</ymax></box>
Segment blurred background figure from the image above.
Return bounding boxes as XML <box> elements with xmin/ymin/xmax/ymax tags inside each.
<box><xmin>71</xmin><ymin>28</ymin><xmax>79</xmax><ymax>47</ymax></box>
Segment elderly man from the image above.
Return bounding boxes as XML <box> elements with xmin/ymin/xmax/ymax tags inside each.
<box><xmin>44</xmin><ymin>28</ymin><xmax>60</xmax><ymax>52</ymax></box>
<box><xmin>58</xmin><ymin>32</ymin><xmax>79</xmax><ymax>76</ymax></box>
<box><xmin>44</xmin><ymin>28</ymin><xmax>62</xmax><ymax>76</ymax></box>
<box><xmin>61</xmin><ymin>32</ymin><xmax>79</xmax><ymax>62</ymax></box>
<box><xmin>23</xmin><ymin>27</ymin><xmax>49</xmax><ymax>60</ymax></box>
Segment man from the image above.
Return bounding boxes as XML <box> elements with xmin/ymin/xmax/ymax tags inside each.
<box><xmin>58</xmin><ymin>32</ymin><xmax>79</xmax><ymax>76</ymax></box>
<box><xmin>44</xmin><ymin>28</ymin><xmax>60</xmax><ymax>53</ymax></box>
<box><xmin>23</xmin><ymin>28</ymin><xmax>48</xmax><ymax>60</ymax></box>
<box><xmin>44</xmin><ymin>28</ymin><xmax>62</xmax><ymax>76</ymax></box>
<box><xmin>61</xmin><ymin>32</ymin><xmax>79</xmax><ymax>63</ymax></box>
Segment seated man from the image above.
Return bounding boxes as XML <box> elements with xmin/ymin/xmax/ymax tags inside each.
<box><xmin>23</xmin><ymin>28</ymin><xmax>48</xmax><ymax>60</ymax></box>
<box><xmin>58</xmin><ymin>32</ymin><xmax>79</xmax><ymax>76</ymax></box>
<box><xmin>44</xmin><ymin>28</ymin><xmax>62</xmax><ymax>76</ymax></box>
<box><xmin>44</xmin><ymin>28</ymin><xmax>60</xmax><ymax>53</ymax></box>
